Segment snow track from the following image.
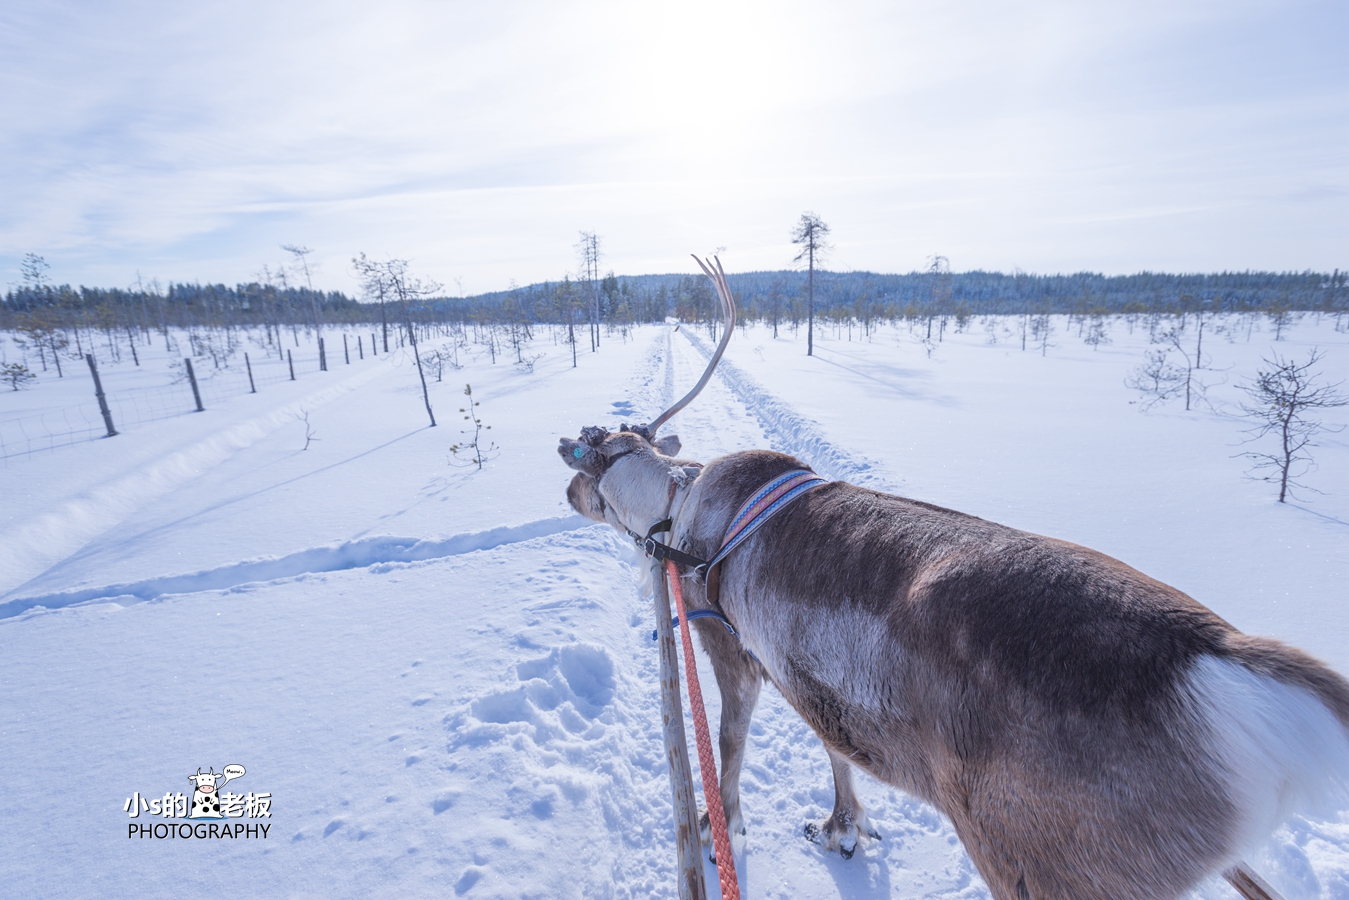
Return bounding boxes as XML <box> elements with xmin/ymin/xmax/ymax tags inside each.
<box><xmin>0</xmin><ymin>514</ymin><xmax>590</xmax><ymax>619</ymax></box>
<box><xmin>0</xmin><ymin>359</ymin><xmax>396</xmax><ymax>596</ymax></box>
<box><xmin>680</xmin><ymin>330</ymin><xmax>894</xmax><ymax>489</ymax></box>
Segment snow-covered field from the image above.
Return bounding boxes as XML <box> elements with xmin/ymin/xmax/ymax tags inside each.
<box><xmin>2</xmin><ymin>315</ymin><xmax>1347</xmax><ymax>899</ymax></box>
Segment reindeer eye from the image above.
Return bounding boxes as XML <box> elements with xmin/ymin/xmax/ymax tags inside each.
<box><xmin>573</xmin><ymin>448</ymin><xmax>584</xmax><ymax>459</ymax></box>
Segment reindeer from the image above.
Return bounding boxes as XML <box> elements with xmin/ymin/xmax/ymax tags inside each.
<box><xmin>557</xmin><ymin>258</ymin><xmax>1349</xmax><ymax>900</ymax></box>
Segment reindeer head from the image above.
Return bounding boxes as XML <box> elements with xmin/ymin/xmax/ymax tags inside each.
<box><xmin>558</xmin><ymin>255</ymin><xmax>736</xmax><ymax>536</ymax></box>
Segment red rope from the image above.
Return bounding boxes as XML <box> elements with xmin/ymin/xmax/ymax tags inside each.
<box><xmin>667</xmin><ymin>559</ymin><xmax>741</xmax><ymax>900</ymax></box>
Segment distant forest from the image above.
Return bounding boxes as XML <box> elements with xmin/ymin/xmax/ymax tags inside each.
<box><xmin>3</xmin><ymin>267</ymin><xmax>1347</xmax><ymax>340</ymax></box>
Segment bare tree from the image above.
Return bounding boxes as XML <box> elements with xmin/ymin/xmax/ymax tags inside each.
<box><xmin>790</xmin><ymin>213</ymin><xmax>831</xmax><ymax>356</ymax></box>
<box><xmin>1030</xmin><ymin>312</ymin><xmax>1053</xmax><ymax>357</ymax></box>
<box><xmin>1238</xmin><ymin>349</ymin><xmax>1347</xmax><ymax>502</ymax></box>
<box><xmin>282</xmin><ymin>244</ymin><xmax>321</xmax><ymax>338</ymax></box>
<box><xmin>1160</xmin><ymin>326</ymin><xmax>1199</xmax><ymax>411</ymax></box>
<box><xmin>1265</xmin><ymin>299</ymin><xmax>1297</xmax><ymax>341</ymax></box>
<box><xmin>14</xmin><ymin>312</ymin><xmax>66</xmax><ymax>376</ymax></box>
<box><xmin>1125</xmin><ymin>348</ymin><xmax>1188</xmax><ymax>410</ymax></box>
<box><xmin>1083</xmin><ymin>314</ymin><xmax>1110</xmax><ymax>350</ymax></box>
<box><xmin>576</xmin><ymin>231</ymin><xmax>601</xmax><ymax>351</ymax></box>
<box><xmin>1125</xmin><ymin>322</ymin><xmax>1220</xmax><ymax>412</ymax></box>
<box><xmin>351</xmin><ymin>255</ymin><xmax>439</xmax><ymax>427</ymax></box>
<box><xmin>298</xmin><ymin>410</ymin><xmax>319</xmax><ymax>450</ymax></box>
<box><xmin>767</xmin><ymin>277</ymin><xmax>786</xmax><ymax>339</ymax></box>
<box><xmin>352</xmin><ymin>253</ymin><xmax>391</xmax><ymax>352</ymax></box>
<box><xmin>926</xmin><ymin>255</ymin><xmax>951</xmax><ymax>343</ymax></box>
<box><xmin>550</xmin><ymin>276</ymin><xmax>584</xmax><ymax>368</ymax></box>
<box><xmin>1191</xmin><ymin>307</ymin><xmax>1210</xmax><ymax>369</ymax></box>
<box><xmin>421</xmin><ymin>348</ymin><xmax>446</xmax><ymax>382</ymax></box>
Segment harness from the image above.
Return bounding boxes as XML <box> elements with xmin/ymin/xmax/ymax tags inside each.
<box><xmin>629</xmin><ymin>468</ymin><xmax>828</xmax><ymax>654</ymax></box>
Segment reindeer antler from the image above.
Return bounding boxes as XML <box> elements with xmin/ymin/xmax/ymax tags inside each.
<box><xmin>647</xmin><ymin>255</ymin><xmax>737</xmax><ymax>437</ymax></box>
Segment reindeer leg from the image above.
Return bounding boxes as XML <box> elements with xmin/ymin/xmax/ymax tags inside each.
<box><xmin>805</xmin><ymin>748</ymin><xmax>881</xmax><ymax>859</ymax></box>
<box><xmin>715</xmin><ymin>650</ymin><xmax>761</xmax><ymax>840</ymax></box>
<box><xmin>693</xmin><ymin>621</ymin><xmax>762</xmax><ymax>853</ymax></box>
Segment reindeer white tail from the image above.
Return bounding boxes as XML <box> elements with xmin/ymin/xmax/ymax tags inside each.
<box><xmin>1191</xmin><ymin>655</ymin><xmax>1349</xmax><ymax>858</ymax></box>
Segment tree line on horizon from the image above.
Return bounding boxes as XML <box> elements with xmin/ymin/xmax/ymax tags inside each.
<box><xmin>3</xmin><ymin>253</ymin><xmax>1345</xmax><ymax>506</ymax></box>
<box><xmin>3</xmin><ymin>255</ymin><xmax>1347</xmax><ymax>344</ymax></box>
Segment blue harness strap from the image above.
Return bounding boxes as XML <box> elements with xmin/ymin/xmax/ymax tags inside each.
<box><xmin>653</xmin><ymin>610</ymin><xmax>761</xmax><ymax>663</ymax></box>
<box><xmin>703</xmin><ymin>469</ymin><xmax>827</xmax><ymax>573</ymax></box>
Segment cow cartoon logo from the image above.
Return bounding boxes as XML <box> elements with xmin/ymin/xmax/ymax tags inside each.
<box><xmin>188</xmin><ymin>764</ymin><xmax>245</xmax><ymax>819</ymax></box>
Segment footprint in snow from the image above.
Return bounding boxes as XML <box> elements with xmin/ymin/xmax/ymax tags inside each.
<box><xmin>449</xmin><ymin>644</ymin><xmax>615</xmax><ymax>746</ymax></box>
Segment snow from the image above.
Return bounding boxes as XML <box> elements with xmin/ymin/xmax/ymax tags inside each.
<box><xmin>1</xmin><ymin>315</ymin><xmax>1347</xmax><ymax>899</ymax></box>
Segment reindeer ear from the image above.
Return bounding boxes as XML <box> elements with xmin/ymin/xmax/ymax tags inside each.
<box><xmin>653</xmin><ymin>434</ymin><xmax>681</xmax><ymax>457</ymax></box>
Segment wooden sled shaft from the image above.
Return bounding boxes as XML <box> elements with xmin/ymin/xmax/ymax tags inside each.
<box><xmin>1224</xmin><ymin>861</ymin><xmax>1287</xmax><ymax>900</ymax></box>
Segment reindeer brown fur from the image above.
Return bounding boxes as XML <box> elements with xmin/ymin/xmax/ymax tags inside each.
<box><xmin>556</xmin><ymin>258</ymin><xmax>1348</xmax><ymax>900</ymax></box>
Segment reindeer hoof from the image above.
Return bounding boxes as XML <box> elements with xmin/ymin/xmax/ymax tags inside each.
<box><xmin>806</xmin><ymin>814</ymin><xmax>876</xmax><ymax>859</ymax></box>
<box><xmin>699</xmin><ymin>807</ymin><xmax>746</xmax><ymax>849</ymax></box>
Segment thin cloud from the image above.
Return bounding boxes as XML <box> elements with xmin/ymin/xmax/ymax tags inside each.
<box><xmin>0</xmin><ymin>0</ymin><xmax>1345</xmax><ymax>292</ymax></box>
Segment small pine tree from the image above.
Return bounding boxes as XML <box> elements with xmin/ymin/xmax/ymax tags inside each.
<box><xmin>449</xmin><ymin>384</ymin><xmax>499</xmax><ymax>469</ymax></box>
<box><xmin>2</xmin><ymin>361</ymin><xmax>36</xmax><ymax>391</ymax></box>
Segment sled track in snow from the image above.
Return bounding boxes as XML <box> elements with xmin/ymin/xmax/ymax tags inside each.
<box><xmin>0</xmin><ymin>515</ymin><xmax>593</xmax><ymax>620</ymax></box>
<box><xmin>681</xmin><ymin>330</ymin><xmax>894</xmax><ymax>490</ymax></box>
<box><xmin>5</xmin><ymin>327</ymin><xmax>884</xmax><ymax>618</ymax></box>
<box><xmin>0</xmin><ymin>360</ymin><xmax>399</xmax><ymax>599</ymax></box>
<box><xmin>2</xmin><ymin>330</ymin><xmax>675</xmax><ymax>622</ymax></box>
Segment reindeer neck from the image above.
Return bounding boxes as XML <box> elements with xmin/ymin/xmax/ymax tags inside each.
<box><xmin>600</xmin><ymin>453</ymin><xmax>700</xmax><ymax>538</ymax></box>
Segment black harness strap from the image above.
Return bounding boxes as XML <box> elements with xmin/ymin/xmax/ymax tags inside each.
<box><xmin>630</xmin><ymin>469</ymin><xmax>821</xmax><ymax>667</ymax></box>
<box><xmin>632</xmin><ymin>520</ymin><xmax>751</xmax><ymax>659</ymax></box>
<box><xmin>626</xmin><ymin>519</ymin><xmax>709</xmax><ymax>572</ymax></box>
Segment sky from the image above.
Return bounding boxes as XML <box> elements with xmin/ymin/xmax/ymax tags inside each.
<box><xmin>1</xmin><ymin>0</ymin><xmax>1346</xmax><ymax>295</ymax></box>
